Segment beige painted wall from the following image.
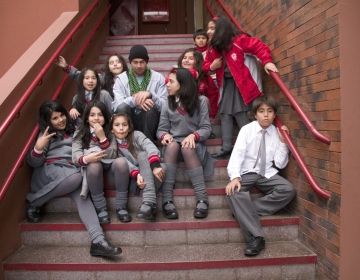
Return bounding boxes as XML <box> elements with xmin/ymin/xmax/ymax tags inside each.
<box><xmin>0</xmin><ymin>0</ymin><xmax>78</xmax><ymax>77</ymax></box>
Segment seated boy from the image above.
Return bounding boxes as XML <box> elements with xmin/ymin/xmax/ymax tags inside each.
<box><xmin>225</xmin><ymin>95</ymin><xmax>296</xmax><ymax>256</ymax></box>
<box><xmin>193</xmin><ymin>28</ymin><xmax>209</xmax><ymax>57</ymax></box>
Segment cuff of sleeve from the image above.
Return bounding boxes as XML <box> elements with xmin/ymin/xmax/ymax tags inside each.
<box><xmin>160</xmin><ymin>133</ymin><xmax>167</xmax><ymax>141</ymax></box>
<box><xmin>193</xmin><ymin>132</ymin><xmax>200</xmax><ymax>142</ymax></box>
<box><xmin>32</xmin><ymin>148</ymin><xmax>43</xmax><ymax>157</ymax></box>
<box><xmin>64</xmin><ymin>65</ymin><xmax>71</xmax><ymax>73</ymax></box>
<box><xmin>79</xmin><ymin>156</ymin><xmax>87</xmax><ymax>166</ymax></box>
<box><xmin>130</xmin><ymin>169</ymin><xmax>140</xmax><ymax>179</ymax></box>
<box><xmin>99</xmin><ymin>138</ymin><xmax>110</xmax><ymax>149</ymax></box>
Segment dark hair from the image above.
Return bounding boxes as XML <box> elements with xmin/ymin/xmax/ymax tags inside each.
<box><xmin>38</xmin><ymin>100</ymin><xmax>75</xmax><ymax>135</ymax></box>
<box><xmin>110</xmin><ymin>113</ymin><xmax>137</xmax><ymax>157</ymax></box>
<box><xmin>103</xmin><ymin>54</ymin><xmax>128</xmax><ymax>99</ymax></box>
<box><xmin>168</xmin><ymin>68</ymin><xmax>199</xmax><ymax>117</ymax></box>
<box><xmin>210</xmin><ymin>16</ymin><xmax>239</xmax><ymax>52</ymax></box>
<box><xmin>193</xmin><ymin>28</ymin><xmax>208</xmax><ymax>40</ymax></box>
<box><xmin>75</xmin><ymin>100</ymin><xmax>111</xmax><ymax>149</ymax></box>
<box><xmin>74</xmin><ymin>68</ymin><xmax>102</xmax><ymax>115</ymax></box>
<box><xmin>251</xmin><ymin>95</ymin><xmax>278</xmax><ymax>115</ymax></box>
<box><xmin>177</xmin><ymin>48</ymin><xmax>204</xmax><ymax>81</ymax></box>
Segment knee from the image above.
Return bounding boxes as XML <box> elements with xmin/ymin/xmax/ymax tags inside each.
<box><xmin>278</xmin><ymin>183</ymin><xmax>296</xmax><ymax>200</ymax></box>
<box><xmin>87</xmin><ymin>162</ymin><xmax>102</xmax><ymax>172</ymax></box>
<box><xmin>116</xmin><ymin>103</ymin><xmax>131</xmax><ymax>114</ymax></box>
<box><xmin>113</xmin><ymin>157</ymin><xmax>129</xmax><ymax>171</ymax></box>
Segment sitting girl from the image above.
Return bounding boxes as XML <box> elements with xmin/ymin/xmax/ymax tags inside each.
<box><xmin>72</xmin><ymin>100</ymin><xmax>130</xmax><ymax>224</ymax></box>
<box><xmin>56</xmin><ymin>54</ymin><xmax>128</xmax><ymax>100</ymax></box>
<box><xmin>26</xmin><ymin>100</ymin><xmax>120</xmax><ymax>257</ymax></box>
<box><xmin>157</xmin><ymin>68</ymin><xmax>214</xmax><ymax>219</ymax></box>
<box><xmin>110</xmin><ymin>113</ymin><xmax>165</xmax><ymax>221</ymax></box>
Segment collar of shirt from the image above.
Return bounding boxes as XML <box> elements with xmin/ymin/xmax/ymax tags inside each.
<box><xmin>85</xmin><ymin>91</ymin><xmax>93</xmax><ymax>101</ymax></box>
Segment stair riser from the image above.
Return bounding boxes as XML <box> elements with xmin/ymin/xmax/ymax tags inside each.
<box><xmin>44</xmin><ymin>194</ymin><xmax>229</xmax><ymax>213</ymax></box>
<box><xmin>103</xmin><ymin>44</ymin><xmax>193</xmax><ymax>53</ymax></box>
<box><xmin>4</xmin><ymin>264</ymin><xmax>315</xmax><ymax>280</ymax></box>
<box><xmin>21</xmin><ymin>225</ymin><xmax>298</xmax><ymax>247</ymax></box>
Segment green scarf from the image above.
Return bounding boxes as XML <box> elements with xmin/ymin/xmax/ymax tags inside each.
<box><xmin>127</xmin><ymin>68</ymin><xmax>152</xmax><ymax>95</ymax></box>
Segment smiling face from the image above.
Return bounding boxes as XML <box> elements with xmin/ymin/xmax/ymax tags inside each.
<box><xmin>207</xmin><ymin>21</ymin><xmax>216</xmax><ymax>41</ymax></box>
<box><xmin>108</xmin><ymin>55</ymin><xmax>123</xmax><ymax>75</ymax></box>
<box><xmin>194</xmin><ymin>35</ymin><xmax>208</xmax><ymax>48</ymax></box>
<box><xmin>50</xmin><ymin>111</ymin><xmax>67</xmax><ymax>131</ymax></box>
<box><xmin>166</xmin><ymin>73</ymin><xmax>180</xmax><ymax>96</ymax></box>
<box><xmin>88</xmin><ymin>106</ymin><xmax>105</xmax><ymax>128</ymax></box>
<box><xmin>111</xmin><ymin>115</ymin><xmax>130</xmax><ymax>140</ymax></box>
<box><xmin>82</xmin><ymin>70</ymin><xmax>97</xmax><ymax>91</ymax></box>
<box><xmin>255</xmin><ymin>103</ymin><xmax>276</xmax><ymax>129</ymax></box>
<box><xmin>181</xmin><ymin>51</ymin><xmax>196</xmax><ymax>69</ymax></box>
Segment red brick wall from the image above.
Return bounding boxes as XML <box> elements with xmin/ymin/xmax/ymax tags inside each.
<box><xmin>206</xmin><ymin>0</ymin><xmax>340</xmax><ymax>279</ymax></box>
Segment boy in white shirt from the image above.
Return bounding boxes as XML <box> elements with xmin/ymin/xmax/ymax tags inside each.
<box><xmin>225</xmin><ymin>95</ymin><xmax>296</xmax><ymax>256</ymax></box>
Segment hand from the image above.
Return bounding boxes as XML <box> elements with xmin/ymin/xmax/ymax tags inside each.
<box><xmin>277</xmin><ymin>125</ymin><xmax>289</xmax><ymax>143</ymax></box>
<box><xmin>181</xmin><ymin>134</ymin><xmax>196</xmax><ymax>149</ymax></box>
<box><xmin>34</xmin><ymin>126</ymin><xmax>56</xmax><ymax>151</ymax></box>
<box><xmin>55</xmin><ymin>56</ymin><xmax>68</xmax><ymax>69</ymax></box>
<box><xmin>153</xmin><ymin>167</ymin><xmax>165</xmax><ymax>182</ymax></box>
<box><xmin>161</xmin><ymin>133</ymin><xmax>173</xmax><ymax>145</ymax></box>
<box><xmin>134</xmin><ymin>91</ymin><xmax>151</xmax><ymax>106</ymax></box>
<box><xmin>92</xmin><ymin>123</ymin><xmax>106</xmax><ymax>141</ymax></box>
<box><xmin>69</xmin><ymin>108</ymin><xmax>80</xmax><ymax>120</ymax></box>
<box><xmin>225</xmin><ymin>178</ymin><xmax>241</xmax><ymax>196</ymax></box>
<box><xmin>84</xmin><ymin>150</ymin><xmax>107</xmax><ymax>163</ymax></box>
<box><xmin>137</xmin><ymin>174</ymin><xmax>146</xmax><ymax>189</ymax></box>
<box><xmin>264</xmin><ymin>62</ymin><xmax>279</xmax><ymax>74</ymax></box>
<box><xmin>140</xmin><ymin>99</ymin><xmax>154</xmax><ymax>111</ymax></box>
<box><xmin>210</xmin><ymin>57</ymin><xmax>222</xmax><ymax>71</ymax></box>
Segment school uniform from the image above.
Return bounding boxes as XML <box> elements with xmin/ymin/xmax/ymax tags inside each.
<box><xmin>157</xmin><ymin>95</ymin><xmax>214</xmax><ymax>206</ymax></box>
<box><xmin>27</xmin><ymin>132</ymin><xmax>104</xmax><ymax>242</ymax></box>
<box><xmin>226</xmin><ymin>121</ymin><xmax>296</xmax><ymax>240</ymax></box>
<box><xmin>203</xmin><ymin>34</ymin><xmax>273</xmax><ymax>153</ymax></box>
<box><xmin>65</xmin><ymin>65</ymin><xmax>113</xmax><ymax>115</ymax></box>
<box><xmin>113</xmin><ymin>130</ymin><xmax>161</xmax><ymax>205</ymax></box>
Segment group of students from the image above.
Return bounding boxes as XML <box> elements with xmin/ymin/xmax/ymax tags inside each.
<box><xmin>25</xmin><ymin>16</ymin><xmax>296</xmax><ymax>259</ymax></box>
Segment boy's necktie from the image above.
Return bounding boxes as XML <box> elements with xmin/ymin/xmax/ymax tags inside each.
<box><xmin>254</xmin><ymin>129</ymin><xmax>266</xmax><ymax>176</ymax></box>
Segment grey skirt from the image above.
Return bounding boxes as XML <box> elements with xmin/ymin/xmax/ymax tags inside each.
<box><xmin>219</xmin><ymin>77</ymin><xmax>249</xmax><ymax>115</ymax></box>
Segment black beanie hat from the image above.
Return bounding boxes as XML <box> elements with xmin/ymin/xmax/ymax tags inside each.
<box><xmin>128</xmin><ymin>45</ymin><xmax>149</xmax><ymax>62</ymax></box>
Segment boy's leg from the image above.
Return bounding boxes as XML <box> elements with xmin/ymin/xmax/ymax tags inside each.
<box><xmin>254</xmin><ymin>174</ymin><xmax>296</xmax><ymax>216</ymax></box>
<box><xmin>226</xmin><ymin>173</ymin><xmax>264</xmax><ymax>239</ymax></box>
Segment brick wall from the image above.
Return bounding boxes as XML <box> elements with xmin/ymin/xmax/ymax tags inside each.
<box><xmin>207</xmin><ymin>0</ymin><xmax>340</xmax><ymax>279</ymax></box>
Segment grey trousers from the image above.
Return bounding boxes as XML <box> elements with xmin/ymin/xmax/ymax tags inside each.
<box><xmin>226</xmin><ymin>173</ymin><xmax>296</xmax><ymax>241</ymax></box>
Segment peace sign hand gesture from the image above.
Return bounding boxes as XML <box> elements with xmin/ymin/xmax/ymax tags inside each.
<box><xmin>34</xmin><ymin>126</ymin><xmax>56</xmax><ymax>152</ymax></box>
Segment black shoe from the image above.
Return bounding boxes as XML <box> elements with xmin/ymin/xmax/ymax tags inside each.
<box><xmin>137</xmin><ymin>202</ymin><xmax>157</xmax><ymax>221</ymax></box>
<box><xmin>162</xmin><ymin>201</ymin><xmax>178</xmax><ymax>219</ymax></box>
<box><xmin>90</xmin><ymin>239</ymin><xmax>122</xmax><ymax>257</ymax></box>
<box><xmin>244</xmin><ymin>236</ymin><xmax>265</xmax><ymax>257</ymax></box>
<box><xmin>116</xmin><ymin>208</ymin><xmax>132</xmax><ymax>223</ymax></box>
<box><xmin>96</xmin><ymin>208</ymin><xmax>110</xmax><ymax>224</ymax></box>
<box><xmin>26</xmin><ymin>205</ymin><xmax>41</xmax><ymax>223</ymax></box>
<box><xmin>209</xmin><ymin>132</ymin><xmax>216</xmax><ymax>139</ymax></box>
<box><xmin>193</xmin><ymin>200</ymin><xmax>209</xmax><ymax>219</ymax></box>
<box><xmin>212</xmin><ymin>149</ymin><xmax>232</xmax><ymax>159</ymax></box>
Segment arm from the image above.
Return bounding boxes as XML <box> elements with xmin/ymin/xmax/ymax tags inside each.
<box><xmin>149</xmin><ymin>72</ymin><xmax>167</xmax><ymax>111</ymax></box>
<box><xmin>227</xmin><ymin>127</ymin><xmax>248</xmax><ymax>181</ymax></box>
<box><xmin>193</xmin><ymin>96</ymin><xmax>211</xmax><ymax>141</ymax></box>
<box><xmin>156</xmin><ymin>102</ymin><xmax>171</xmax><ymax>141</ymax></box>
<box><xmin>273</xmin><ymin>126</ymin><xmax>289</xmax><ymax>169</ymax></box>
<box><xmin>113</xmin><ymin>74</ymin><xmax>136</xmax><ymax>112</ymax></box>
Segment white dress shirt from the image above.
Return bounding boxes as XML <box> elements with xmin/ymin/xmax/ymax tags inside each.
<box><xmin>227</xmin><ymin>121</ymin><xmax>289</xmax><ymax>180</ymax></box>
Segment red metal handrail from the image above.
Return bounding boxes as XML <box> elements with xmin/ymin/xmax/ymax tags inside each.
<box><xmin>205</xmin><ymin>0</ymin><xmax>331</xmax><ymax>145</ymax></box>
<box><xmin>205</xmin><ymin>0</ymin><xmax>331</xmax><ymax>199</ymax></box>
<box><xmin>275</xmin><ymin>118</ymin><xmax>330</xmax><ymax>199</ymax></box>
<box><xmin>0</xmin><ymin>0</ymin><xmax>100</xmax><ymax>138</ymax></box>
<box><xmin>0</xmin><ymin>4</ymin><xmax>110</xmax><ymax>201</ymax></box>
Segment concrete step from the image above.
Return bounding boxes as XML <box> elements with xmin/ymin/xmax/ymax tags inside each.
<box><xmin>20</xmin><ymin>210</ymin><xmax>299</xmax><ymax>247</ymax></box>
<box><xmin>44</xmin><ymin>180</ymin><xmax>230</xmax><ymax>213</ymax></box>
<box><xmin>4</xmin><ymin>241</ymin><xmax>316</xmax><ymax>280</ymax></box>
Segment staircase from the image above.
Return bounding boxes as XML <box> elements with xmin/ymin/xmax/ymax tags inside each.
<box><xmin>3</xmin><ymin>35</ymin><xmax>316</xmax><ymax>280</ymax></box>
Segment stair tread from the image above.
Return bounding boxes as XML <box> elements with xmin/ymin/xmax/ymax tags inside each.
<box><xmin>4</xmin><ymin>240</ymin><xmax>316</xmax><ymax>270</ymax></box>
<box><xmin>21</xmin><ymin>210</ymin><xmax>298</xmax><ymax>231</ymax></box>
